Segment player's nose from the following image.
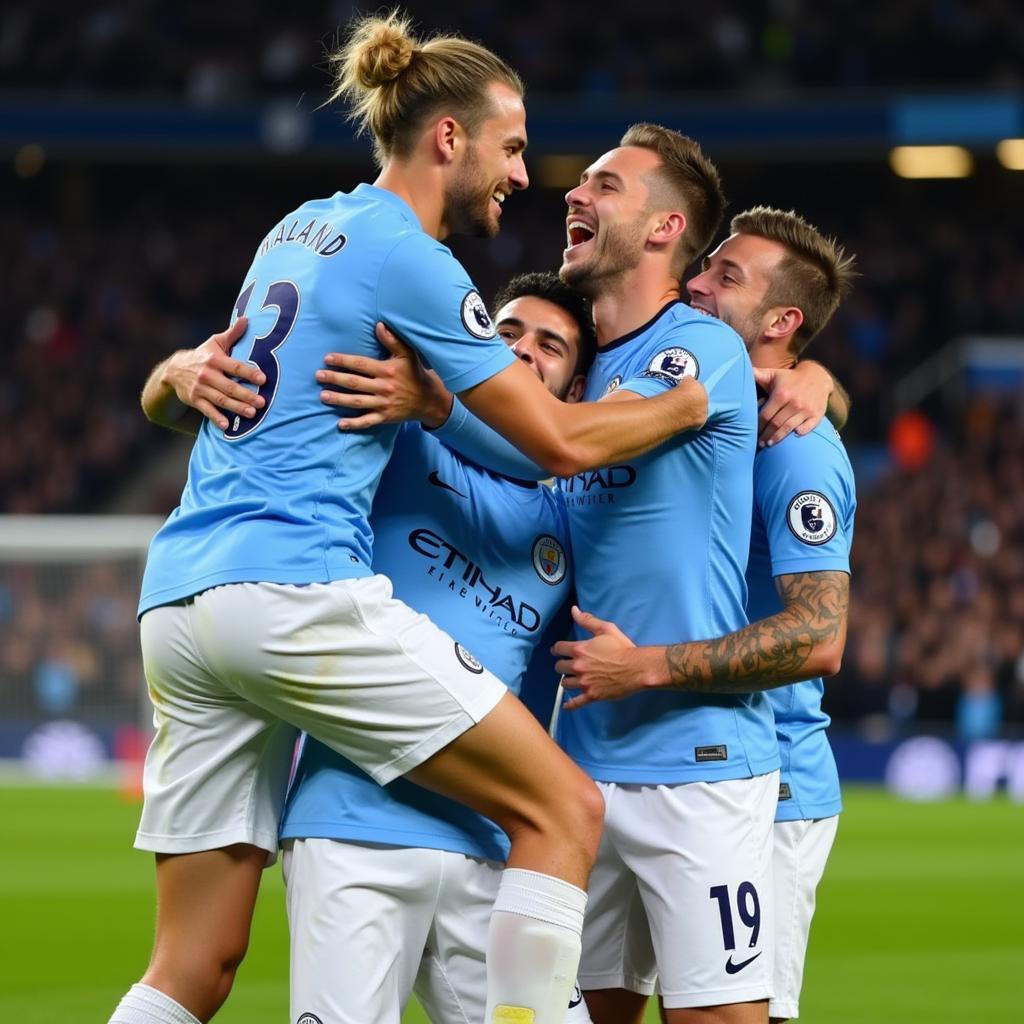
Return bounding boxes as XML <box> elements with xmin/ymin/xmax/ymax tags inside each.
<box><xmin>686</xmin><ymin>271</ymin><xmax>710</xmax><ymax>298</ymax></box>
<box><xmin>515</xmin><ymin>333</ymin><xmax>537</xmax><ymax>363</ymax></box>
<box><xmin>510</xmin><ymin>153</ymin><xmax>528</xmax><ymax>191</ymax></box>
<box><xmin>565</xmin><ymin>182</ymin><xmax>588</xmax><ymax>208</ymax></box>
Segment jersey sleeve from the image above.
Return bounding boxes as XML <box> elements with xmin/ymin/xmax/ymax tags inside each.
<box><xmin>618</xmin><ymin>316</ymin><xmax>751</xmax><ymax>424</ymax></box>
<box><xmin>377</xmin><ymin>233</ymin><xmax>516</xmax><ymax>393</ymax></box>
<box><xmin>755</xmin><ymin>430</ymin><xmax>856</xmax><ymax>578</ymax></box>
<box><xmin>430</xmin><ymin>397</ymin><xmax>548</xmax><ymax>480</ymax></box>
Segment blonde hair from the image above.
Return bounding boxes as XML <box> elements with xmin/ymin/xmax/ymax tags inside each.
<box><xmin>730</xmin><ymin>206</ymin><xmax>858</xmax><ymax>350</ymax></box>
<box><xmin>619</xmin><ymin>123</ymin><xmax>726</xmax><ymax>275</ymax></box>
<box><xmin>329</xmin><ymin>10</ymin><xmax>523</xmax><ymax>166</ymax></box>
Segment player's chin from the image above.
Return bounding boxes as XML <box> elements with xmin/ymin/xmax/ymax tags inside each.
<box><xmin>471</xmin><ymin>210</ymin><xmax>501</xmax><ymax>239</ymax></box>
<box><xmin>559</xmin><ymin>255</ymin><xmax>589</xmax><ymax>289</ymax></box>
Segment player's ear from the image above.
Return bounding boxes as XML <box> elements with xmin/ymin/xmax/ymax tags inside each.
<box><xmin>764</xmin><ymin>306</ymin><xmax>803</xmax><ymax>343</ymax></box>
<box><xmin>433</xmin><ymin>116</ymin><xmax>463</xmax><ymax>164</ymax></box>
<box><xmin>649</xmin><ymin>211</ymin><xmax>686</xmax><ymax>248</ymax></box>
<box><xmin>565</xmin><ymin>374</ymin><xmax>587</xmax><ymax>404</ymax></box>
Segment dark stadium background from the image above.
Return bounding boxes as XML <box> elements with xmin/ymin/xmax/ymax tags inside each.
<box><xmin>0</xmin><ymin>3</ymin><xmax>1022</xmax><ymax>1022</ymax></box>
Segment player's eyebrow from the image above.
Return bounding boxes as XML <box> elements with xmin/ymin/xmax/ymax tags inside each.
<box><xmin>718</xmin><ymin>257</ymin><xmax>747</xmax><ymax>281</ymax></box>
<box><xmin>580</xmin><ymin>168</ymin><xmax>625</xmax><ymax>188</ymax></box>
<box><xmin>497</xmin><ymin>317</ymin><xmax>570</xmax><ymax>353</ymax></box>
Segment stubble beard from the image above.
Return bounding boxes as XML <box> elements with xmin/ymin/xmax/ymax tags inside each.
<box><xmin>444</xmin><ymin>146</ymin><xmax>499</xmax><ymax>239</ymax></box>
<box><xmin>559</xmin><ymin>219</ymin><xmax>646</xmax><ymax>299</ymax></box>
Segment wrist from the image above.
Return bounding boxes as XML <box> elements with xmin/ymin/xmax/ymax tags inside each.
<box><xmin>801</xmin><ymin>358</ymin><xmax>835</xmax><ymax>395</ymax></box>
<box><xmin>643</xmin><ymin>646</ymin><xmax>671</xmax><ymax>689</ymax></box>
<box><xmin>422</xmin><ymin>391</ymin><xmax>454</xmax><ymax>430</ymax></box>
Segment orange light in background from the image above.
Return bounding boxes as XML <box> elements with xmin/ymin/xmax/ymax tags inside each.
<box><xmin>888</xmin><ymin>409</ymin><xmax>936</xmax><ymax>471</ymax></box>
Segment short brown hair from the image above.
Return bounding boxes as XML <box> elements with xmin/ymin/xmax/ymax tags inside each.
<box><xmin>329</xmin><ymin>10</ymin><xmax>523</xmax><ymax>167</ymax></box>
<box><xmin>619</xmin><ymin>123</ymin><xmax>726</xmax><ymax>275</ymax></box>
<box><xmin>493</xmin><ymin>271</ymin><xmax>597</xmax><ymax>377</ymax></box>
<box><xmin>730</xmin><ymin>206</ymin><xmax>858</xmax><ymax>351</ymax></box>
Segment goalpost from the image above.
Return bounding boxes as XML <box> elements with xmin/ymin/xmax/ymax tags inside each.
<box><xmin>0</xmin><ymin>515</ymin><xmax>162</xmax><ymax>784</ymax></box>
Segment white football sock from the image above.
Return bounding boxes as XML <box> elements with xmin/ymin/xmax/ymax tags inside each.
<box><xmin>486</xmin><ymin>868</ymin><xmax>587</xmax><ymax>1024</ymax></box>
<box><xmin>108</xmin><ymin>983</ymin><xmax>202</xmax><ymax>1024</ymax></box>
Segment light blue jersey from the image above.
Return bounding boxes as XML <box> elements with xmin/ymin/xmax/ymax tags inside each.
<box><xmin>139</xmin><ymin>184</ymin><xmax>515</xmax><ymax>615</ymax></box>
<box><xmin>557</xmin><ymin>302</ymin><xmax>778</xmax><ymax>784</ymax></box>
<box><xmin>745</xmin><ymin>419</ymin><xmax>856</xmax><ymax>822</ymax></box>
<box><xmin>279</xmin><ymin>423</ymin><xmax>573</xmax><ymax>861</ymax></box>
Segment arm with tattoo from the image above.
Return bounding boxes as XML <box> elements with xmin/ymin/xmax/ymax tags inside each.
<box><xmin>552</xmin><ymin>570</ymin><xmax>849</xmax><ymax>709</ymax></box>
<box><xmin>663</xmin><ymin>570</ymin><xmax>849</xmax><ymax>692</ymax></box>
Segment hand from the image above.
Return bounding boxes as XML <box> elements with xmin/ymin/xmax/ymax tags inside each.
<box><xmin>161</xmin><ymin>317</ymin><xmax>264</xmax><ymax>430</ymax></box>
<box><xmin>316</xmin><ymin>322</ymin><xmax>453</xmax><ymax>430</ymax></box>
<box><xmin>753</xmin><ymin>361</ymin><xmax>833</xmax><ymax>447</ymax></box>
<box><xmin>552</xmin><ymin>606</ymin><xmax>642</xmax><ymax>711</ymax></box>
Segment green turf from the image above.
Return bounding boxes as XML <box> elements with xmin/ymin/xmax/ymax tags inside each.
<box><xmin>0</xmin><ymin>785</ymin><xmax>1019</xmax><ymax>1023</ymax></box>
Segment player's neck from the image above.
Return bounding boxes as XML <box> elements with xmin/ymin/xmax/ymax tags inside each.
<box><xmin>592</xmin><ymin>272</ymin><xmax>681</xmax><ymax>347</ymax></box>
<box><xmin>747</xmin><ymin>337</ymin><xmax>797</xmax><ymax>371</ymax></box>
<box><xmin>373</xmin><ymin>166</ymin><xmax>447</xmax><ymax>240</ymax></box>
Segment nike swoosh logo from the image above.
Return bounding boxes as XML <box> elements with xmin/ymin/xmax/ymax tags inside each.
<box><xmin>568</xmin><ymin>984</ymin><xmax>583</xmax><ymax>1008</ymax></box>
<box><xmin>427</xmin><ymin>470</ymin><xmax>468</xmax><ymax>498</ymax></box>
<box><xmin>725</xmin><ymin>951</ymin><xmax>762</xmax><ymax>974</ymax></box>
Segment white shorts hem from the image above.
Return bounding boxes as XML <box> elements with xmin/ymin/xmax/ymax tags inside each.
<box><xmin>578</xmin><ymin>973</ymin><xmax>656</xmax><ymax>996</ymax></box>
<box><xmin>372</xmin><ymin>690</ymin><xmax>502</xmax><ymax>785</ymax></box>
<box><xmin>661</xmin><ymin>984</ymin><xmax>771</xmax><ymax>1010</ymax></box>
<box><xmin>134</xmin><ymin>826</ymin><xmax>279</xmax><ymax>857</ymax></box>
<box><xmin>769</xmin><ymin>999</ymin><xmax>799</xmax><ymax>1019</ymax></box>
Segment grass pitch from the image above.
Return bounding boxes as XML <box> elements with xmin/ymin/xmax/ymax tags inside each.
<box><xmin>0</xmin><ymin>785</ymin><xmax>1019</xmax><ymax>1023</ymax></box>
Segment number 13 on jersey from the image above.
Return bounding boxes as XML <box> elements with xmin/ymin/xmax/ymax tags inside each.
<box><xmin>225</xmin><ymin>279</ymin><xmax>301</xmax><ymax>440</ymax></box>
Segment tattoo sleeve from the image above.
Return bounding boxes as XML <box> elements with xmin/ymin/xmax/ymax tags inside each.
<box><xmin>665</xmin><ymin>570</ymin><xmax>849</xmax><ymax>693</ymax></box>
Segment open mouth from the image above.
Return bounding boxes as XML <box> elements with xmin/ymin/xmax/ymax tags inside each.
<box><xmin>691</xmin><ymin>303</ymin><xmax>715</xmax><ymax>317</ymax></box>
<box><xmin>492</xmin><ymin>191</ymin><xmax>507</xmax><ymax>214</ymax></box>
<box><xmin>566</xmin><ymin>220</ymin><xmax>595</xmax><ymax>249</ymax></box>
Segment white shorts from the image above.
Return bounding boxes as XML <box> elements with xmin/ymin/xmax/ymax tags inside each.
<box><xmin>770</xmin><ymin>815</ymin><xmax>839</xmax><ymax>1021</ymax></box>
<box><xmin>579</xmin><ymin>773</ymin><xmax>778</xmax><ymax>1010</ymax></box>
<box><xmin>283</xmin><ymin>838</ymin><xmax>593</xmax><ymax>1024</ymax></box>
<box><xmin>135</xmin><ymin>578</ymin><xmax>506</xmax><ymax>855</ymax></box>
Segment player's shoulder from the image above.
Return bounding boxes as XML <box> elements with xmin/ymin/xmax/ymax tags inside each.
<box><xmin>647</xmin><ymin>302</ymin><xmax>749</xmax><ymax>377</ymax></box>
<box><xmin>759</xmin><ymin>418</ymin><xmax>850</xmax><ymax>470</ymax></box>
<box><xmin>754</xmin><ymin>420</ymin><xmax>855</xmax><ymax>519</ymax></box>
<box><xmin>658</xmin><ymin>301</ymin><xmax>747</xmax><ymax>354</ymax></box>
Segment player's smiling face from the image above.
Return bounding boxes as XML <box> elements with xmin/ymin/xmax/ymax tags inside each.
<box><xmin>445</xmin><ymin>81</ymin><xmax>528</xmax><ymax>239</ymax></box>
<box><xmin>494</xmin><ymin>295</ymin><xmax>585</xmax><ymax>402</ymax></box>
<box><xmin>559</xmin><ymin>146</ymin><xmax>660</xmax><ymax>295</ymax></box>
<box><xmin>686</xmin><ymin>232</ymin><xmax>787</xmax><ymax>347</ymax></box>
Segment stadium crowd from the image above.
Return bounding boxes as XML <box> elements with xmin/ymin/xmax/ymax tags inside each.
<box><xmin>4</xmin><ymin>0</ymin><xmax>1023</xmax><ymax>98</ymax></box>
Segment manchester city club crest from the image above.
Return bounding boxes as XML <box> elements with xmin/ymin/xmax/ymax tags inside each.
<box><xmin>460</xmin><ymin>290</ymin><xmax>496</xmax><ymax>339</ymax></box>
<box><xmin>644</xmin><ymin>346</ymin><xmax>699</xmax><ymax>381</ymax></box>
<box><xmin>532</xmin><ymin>534</ymin><xmax>567</xmax><ymax>586</ymax></box>
<box><xmin>786</xmin><ymin>491</ymin><xmax>837</xmax><ymax>545</ymax></box>
<box><xmin>604</xmin><ymin>374</ymin><xmax>622</xmax><ymax>395</ymax></box>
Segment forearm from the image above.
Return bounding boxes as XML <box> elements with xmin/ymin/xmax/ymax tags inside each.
<box><xmin>461</xmin><ymin>367</ymin><xmax>708</xmax><ymax>478</ymax></box>
<box><xmin>646</xmin><ymin>571</ymin><xmax>848</xmax><ymax>693</ymax></box>
<box><xmin>141</xmin><ymin>358</ymin><xmax>201</xmax><ymax>436</ymax></box>
<box><xmin>825</xmin><ymin>375</ymin><xmax>851</xmax><ymax>431</ymax></box>
<box><xmin>432</xmin><ymin>399</ymin><xmax>547</xmax><ymax>479</ymax></box>
<box><xmin>661</xmin><ymin>612</ymin><xmax>838</xmax><ymax>693</ymax></box>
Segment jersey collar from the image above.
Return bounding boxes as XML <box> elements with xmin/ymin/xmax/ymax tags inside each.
<box><xmin>598</xmin><ymin>300</ymin><xmax>684</xmax><ymax>355</ymax></box>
